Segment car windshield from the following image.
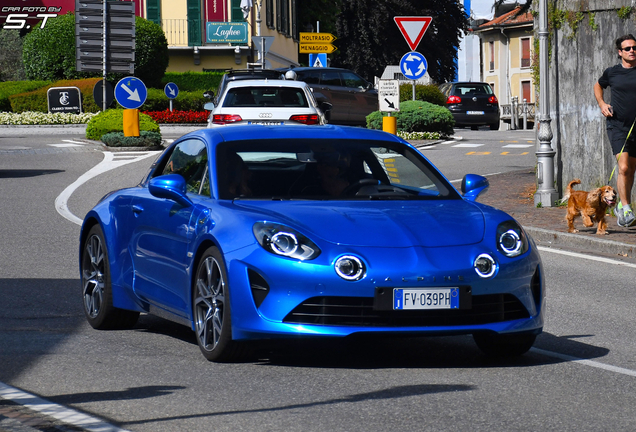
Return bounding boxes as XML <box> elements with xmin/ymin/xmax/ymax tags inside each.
<box><xmin>223</xmin><ymin>87</ymin><xmax>309</xmax><ymax>108</ymax></box>
<box><xmin>216</xmin><ymin>139</ymin><xmax>458</xmax><ymax>201</ymax></box>
<box><xmin>452</xmin><ymin>84</ymin><xmax>494</xmax><ymax>96</ymax></box>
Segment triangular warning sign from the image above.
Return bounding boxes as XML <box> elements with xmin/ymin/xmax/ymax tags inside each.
<box><xmin>394</xmin><ymin>16</ymin><xmax>432</xmax><ymax>51</ymax></box>
<box><xmin>313</xmin><ymin>56</ymin><xmax>324</xmax><ymax>67</ymax></box>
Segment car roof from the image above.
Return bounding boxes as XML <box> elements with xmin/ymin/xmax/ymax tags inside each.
<box><xmin>279</xmin><ymin>67</ymin><xmax>356</xmax><ymax>73</ymax></box>
<box><xmin>181</xmin><ymin>124</ymin><xmax>405</xmax><ymax>146</ymax></box>
<box><xmin>224</xmin><ymin>69</ymin><xmax>284</xmax><ymax>78</ymax></box>
<box><xmin>224</xmin><ymin>79</ymin><xmax>309</xmax><ymax>89</ymax></box>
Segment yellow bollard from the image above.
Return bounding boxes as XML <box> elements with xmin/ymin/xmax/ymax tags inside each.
<box><xmin>123</xmin><ymin>109</ymin><xmax>140</xmax><ymax>137</ymax></box>
<box><xmin>382</xmin><ymin>116</ymin><xmax>397</xmax><ymax>135</ymax></box>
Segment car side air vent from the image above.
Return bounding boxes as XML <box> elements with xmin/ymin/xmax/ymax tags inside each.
<box><xmin>248</xmin><ymin>269</ymin><xmax>270</xmax><ymax>308</ymax></box>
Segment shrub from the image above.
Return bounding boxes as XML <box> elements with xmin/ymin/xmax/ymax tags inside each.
<box><xmin>0</xmin><ymin>111</ymin><xmax>95</xmax><ymax>125</ymax></box>
<box><xmin>399</xmin><ymin>84</ymin><xmax>446</xmax><ymax>106</ymax></box>
<box><xmin>86</xmin><ymin>108</ymin><xmax>160</xmax><ymax>140</ymax></box>
<box><xmin>101</xmin><ymin>130</ymin><xmax>162</xmax><ymax>147</ymax></box>
<box><xmin>0</xmin><ymin>80</ymin><xmax>51</xmax><ymax>111</ymax></box>
<box><xmin>133</xmin><ymin>17</ymin><xmax>169</xmax><ymax>88</ymax></box>
<box><xmin>143</xmin><ymin>110</ymin><xmax>208</xmax><ymax>123</ymax></box>
<box><xmin>8</xmin><ymin>78</ymin><xmax>110</xmax><ymax>113</ymax></box>
<box><xmin>366</xmin><ymin>100</ymin><xmax>455</xmax><ymax>136</ymax></box>
<box><xmin>161</xmin><ymin>71</ymin><xmax>225</xmax><ymax>92</ymax></box>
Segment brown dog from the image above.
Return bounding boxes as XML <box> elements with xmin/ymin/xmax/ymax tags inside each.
<box><xmin>563</xmin><ymin>179</ymin><xmax>617</xmax><ymax>235</ymax></box>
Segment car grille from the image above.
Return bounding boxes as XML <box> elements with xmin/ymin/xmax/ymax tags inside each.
<box><xmin>282</xmin><ymin>294</ymin><xmax>529</xmax><ymax>327</ymax></box>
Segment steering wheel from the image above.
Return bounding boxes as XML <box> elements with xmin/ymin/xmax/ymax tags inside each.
<box><xmin>340</xmin><ymin>178</ymin><xmax>380</xmax><ymax>196</ymax></box>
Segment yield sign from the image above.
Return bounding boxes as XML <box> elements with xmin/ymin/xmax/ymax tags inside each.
<box><xmin>394</xmin><ymin>16</ymin><xmax>432</xmax><ymax>51</ymax></box>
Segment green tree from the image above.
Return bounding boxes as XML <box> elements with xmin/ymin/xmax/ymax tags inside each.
<box><xmin>22</xmin><ymin>13</ymin><xmax>169</xmax><ymax>87</ymax></box>
<box><xmin>333</xmin><ymin>0</ymin><xmax>468</xmax><ymax>83</ymax></box>
<box><xmin>0</xmin><ymin>30</ymin><xmax>27</xmax><ymax>81</ymax></box>
<box><xmin>296</xmin><ymin>0</ymin><xmax>340</xmax><ymax>66</ymax></box>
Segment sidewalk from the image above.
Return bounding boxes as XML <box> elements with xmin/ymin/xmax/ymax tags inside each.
<box><xmin>476</xmin><ymin>168</ymin><xmax>636</xmax><ymax>259</ymax></box>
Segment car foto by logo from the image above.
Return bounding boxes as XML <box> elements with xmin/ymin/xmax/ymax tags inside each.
<box><xmin>1</xmin><ymin>4</ymin><xmax>61</xmax><ymax>30</ymax></box>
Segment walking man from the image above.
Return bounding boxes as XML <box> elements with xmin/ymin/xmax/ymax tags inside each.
<box><xmin>594</xmin><ymin>34</ymin><xmax>636</xmax><ymax>227</ymax></box>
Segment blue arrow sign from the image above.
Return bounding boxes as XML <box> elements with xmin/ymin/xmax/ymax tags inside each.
<box><xmin>399</xmin><ymin>51</ymin><xmax>428</xmax><ymax>80</ymax></box>
<box><xmin>115</xmin><ymin>77</ymin><xmax>147</xmax><ymax>109</ymax></box>
<box><xmin>164</xmin><ymin>82</ymin><xmax>179</xmax><ymax>99</ymax></box>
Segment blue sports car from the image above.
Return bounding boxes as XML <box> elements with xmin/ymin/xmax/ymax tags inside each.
<box><xmin>80</xmin><ymin>125</ymin><xmax>544</xmax><ymax>362</ymax></box>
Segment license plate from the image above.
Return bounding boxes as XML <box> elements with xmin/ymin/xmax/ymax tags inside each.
<box><xmin>394</xmin><ymin>288</ymin><xmax>459</xmax><ymax>310</ymax></box>
<box><xmin>466</xmin><ymin>111</ymin><xmax>484</xmax><ymax>115</ymax></box>
<box><xmin>247</xmin><ymin>121</ymin><xmax>284</xmax><ymax>125</ymax></box>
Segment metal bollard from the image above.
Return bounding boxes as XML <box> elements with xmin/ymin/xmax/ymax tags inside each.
<box><xmin>511</xmin><ymin>97</ymin><xmax>518</xmax><ymax>130</ymax></box>
<box><xmin>523</xmin><ymin>98</ymin><xmax>528</xmax><ymax>130</ymax></box>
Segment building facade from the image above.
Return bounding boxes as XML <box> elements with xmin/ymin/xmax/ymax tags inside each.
<box><xmin>474</xmin><ymin>6</ymin><xmax>534</xmax><ymax>125</ymax></box>
<box><xmin>136</xmin><ymin>0</ymin><xmax>300</xmax><ymax>72</ymax></box>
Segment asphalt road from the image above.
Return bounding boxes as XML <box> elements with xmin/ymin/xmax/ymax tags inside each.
<box><xmin>1</xmin><ymin>125</ymin><xmax>636</xmax><ymax>432</ymax></box>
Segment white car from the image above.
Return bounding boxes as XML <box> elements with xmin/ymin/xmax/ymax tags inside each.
<box><xmin>205</xmin><ymin>78</ymin><xmax>332</xmax><ymax>127</ymax></box>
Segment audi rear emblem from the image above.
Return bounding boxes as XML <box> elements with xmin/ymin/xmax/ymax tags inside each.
<box><xmin>259</xmin><ymin>113</ymin><xmax>273</xmax><ymax>118</ymax></box>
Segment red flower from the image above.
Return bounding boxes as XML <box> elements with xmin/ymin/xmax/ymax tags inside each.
<box><xmin>142</xmin><ymin>110</ymin><xmax>209</xmax><ymax>124</ymax></box>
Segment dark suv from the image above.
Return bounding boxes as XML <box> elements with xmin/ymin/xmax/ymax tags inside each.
<box><xmin>282</xmin><ymin>67</ymin><xmax>378</xmax><ymax>126</ymax></box>
<box><xmin>438</xmin><ymin>82</ymin><xmax>500</xmax><ymax>130</ymax></box>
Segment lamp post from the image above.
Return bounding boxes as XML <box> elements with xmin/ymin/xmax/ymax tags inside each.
<box><xmin>534</xmin><ymin>0</ymin><xmax>559</xmax><ymax>207</ymax></box>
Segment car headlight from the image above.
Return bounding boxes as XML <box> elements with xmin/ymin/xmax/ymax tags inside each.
<box><xmin>253</xmin><ymin>222</ymin><xmax>321</xmax><ymax>260</ymax></box>
<box><xmin>496</xmin><ymin>220</ymin><xmax>528</xmax><ymax>257</ymax></box>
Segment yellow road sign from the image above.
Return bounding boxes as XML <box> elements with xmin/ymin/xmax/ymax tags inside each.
<box><xmin>299</xmin><ymin>43</ymin><xmax>337</xmax><ymax>54</ymax></box>
<box><xmin>299</xmin><ymin>32</ymin><xmax>337</xmax><ymax>43</ymax></box>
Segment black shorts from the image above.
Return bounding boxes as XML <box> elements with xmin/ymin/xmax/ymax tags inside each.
<box><xmin>608</xmin><ymin>125</ymin><xmax>636</xmax><ymax>157</ymax></box>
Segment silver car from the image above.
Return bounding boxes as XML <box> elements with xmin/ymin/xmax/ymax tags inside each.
<box><xmin>205</xmin><ymin>79</ymin><xmax>332</xmax><ymax>127</ymax></box>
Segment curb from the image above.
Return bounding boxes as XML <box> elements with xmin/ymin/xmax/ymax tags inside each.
<box><xmin>525</xmin><ymin>226</ymin><xmax>636</xmax><ymax>258</ymax></box>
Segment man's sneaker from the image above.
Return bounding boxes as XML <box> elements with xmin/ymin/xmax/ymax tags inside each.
<box><xmin>616</xmin><ymin>205</ymin><xmax>626</xmax><ymax>227</ymax></box>
<box><xmin>624</xmin><ymin>209</ymin><xmax>636</xmax><ymax>227</ymax></box>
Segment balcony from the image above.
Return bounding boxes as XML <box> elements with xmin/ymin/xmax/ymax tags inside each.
<box><xmin>161</xmin><ymin>19</ymin><xmax>201</xmax><ymax>47</ymax></box>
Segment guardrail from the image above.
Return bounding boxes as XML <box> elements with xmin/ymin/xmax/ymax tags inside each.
<box><xmin>500</xmin><ymin>98</ymin><xmax>535</xmax><ymax>129</ymax></box>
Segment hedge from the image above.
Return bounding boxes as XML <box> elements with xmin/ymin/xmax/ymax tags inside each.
<box><xmin>399</xmin><ymin>84</ymin><xmax>447</xmax><ymax>106</ymax></box>
<box><xmin>0</xmin><ymin>81</ymin><xmax>51</xmax><ymax>112</ymax></box>
<box><xmin>101</xmin><ymin>131</ymin><xmax>163</xmax><ymax>147</ymax></box>
<box><xmin>142</xmin><ymin>88</ymin><xmax>207</xmax><ymax>112</ymax></box>
<box><xmin>86</xmin><ymin>109</ymin><xmax>160</xmax><ymax>140</ymax></box>
<box><xmin>366</xmin><ymin>100</ymin><xmax>455</xmax><ymax>136</ymax></box>
<box><xmin>161</xmin><ymin>71</ymin><xmax>225</xmax><ymax>92</ymax></box>
<box><xmin>8</xmin><ymin>78</ymin><xmax>113</xmax><ymax>113</ymax></box>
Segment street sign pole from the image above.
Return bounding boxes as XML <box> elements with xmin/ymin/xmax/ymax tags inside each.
<box><xmin>102</xmin><ymin>0</ymin><xmax>106</xmax><ymax>112</ymax></box>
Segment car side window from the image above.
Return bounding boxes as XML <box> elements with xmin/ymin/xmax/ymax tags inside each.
<box><xmin>320</xmin><ymin>71</ymin><xmax>342</xmax><ymax>86</ymax></box>
<box><xmin>340</xmin><ymin>72</ymin><xmax>367</xmax><ymax>89</ymax></box>
<box><xmin>300</xmin><ymin>71</ymin><xmax>320</xmax><ymax>84</ymax></box>
<box><xmin>158</xmin><ymin>139</ymin><xmax>210</xmax><ymax>195</ymax></box>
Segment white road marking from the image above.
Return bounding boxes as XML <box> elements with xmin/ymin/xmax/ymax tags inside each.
<box><xmin>537</xmin><ymin>246</ymin><xmax>636</xmax><ymax>269</ymax></box>
<box><xmin>55</xmin><ymin>151</ymin><xmax>161</xmax><ymax>226</ymax></box>
<box><xmin>502</xmin><ymin>144</ymin><xmax>533</xmax><ymax>148</ymax></box>
<box><xmin>49</xmin><ymin>143</ymin><xmax>83</xmax><ymax>148</ymax></box>
<box><xmin>440</xmin><ymin>140</ymin><xmax>457</xmax><ymax>145</ymax></box>
<box><xmin>453</xmin><ymin>143</ymin><xmax>483</xmax><ymax>148</ymax></box>
<box><xmin>0</xmin><ymin>382</ymin><xmax>130</xmax><ymax>432</ymax></box>
<box><xmin>63</xmin><ymin>139</ymin><xmax>87</xmax><ymax>145</ymax></box>
<box><xmin>531</xmin><ymin>348</ymin><xmax>636</xmax><ymax>378</ymax></box>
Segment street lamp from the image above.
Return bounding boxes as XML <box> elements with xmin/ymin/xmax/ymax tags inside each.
<box><xmin>534</xmin><ymin>0</ymin><xmax>559</xmax><ymax>207</ymax></box>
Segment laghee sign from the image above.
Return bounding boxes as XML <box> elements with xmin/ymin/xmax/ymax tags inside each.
<box><xmin>298</xmin><ymin>32</ymin><xmax>337</xmax><ymax>54</ymax></box>
<box><xmin>206</xmin><ymin>22</ymin><xmax>247</xmax><ymax>44</ymax></box>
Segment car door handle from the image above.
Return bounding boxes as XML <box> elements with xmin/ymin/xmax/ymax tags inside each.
<box><xmin>132</xmin><ymin>205</ymin><xmax>144</xmax><ymax>214</ymax></box>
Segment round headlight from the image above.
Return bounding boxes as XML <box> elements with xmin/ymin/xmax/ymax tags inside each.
<box><xmin>499</xmin><ymin>229</ymin><xmax>522</xmax><ymax>256</ymax></box>
<box><xmin>335</xmin><ymin>255</ymin><xmax>366</xmax><ymax>281</ymax></box>
<box><xmin>474</xmin><ymin>253</ymin><xmax>496</xmax><ymax>278</ymax></box>
<box><xmin>270</xmin><ymin>232</ymin><xmax>298</xmax><ymax>256</ymax></box>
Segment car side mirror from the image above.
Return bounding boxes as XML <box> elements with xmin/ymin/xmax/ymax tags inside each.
<box><xmin>461</xmin><ymin>174</ymin><xmax>489</xmax><ymax>201</ymax></box>
<box><xmin>203</xmin><ymin>90</ymin><xmax>215</xmax><ymax>99</ymax></box>
<box><xmin>204</xmin><ymin>102</ymin><xmax>215</xmax><ymax>111</ymax></box>
<box><xmin>149</xmin><ymin>174</ymin><xmax>193</xmax><ymax>207</ymax></box>
<box><xmin>320</xmin><ymin>102</ymin><xmax>333</xmax><ymax>121</ymax></box>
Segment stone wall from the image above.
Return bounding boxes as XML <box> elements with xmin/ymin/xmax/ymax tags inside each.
<box><xmin>548</xmin><ymin>0</ymin><xmax>635</xmax><ymax>195</ymax></box>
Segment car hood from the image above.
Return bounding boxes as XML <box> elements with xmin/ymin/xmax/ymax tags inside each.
<box><xmin>232</xmin><ymin>200</ymin><xmax>485</xmax><ymax>247</ymax></box>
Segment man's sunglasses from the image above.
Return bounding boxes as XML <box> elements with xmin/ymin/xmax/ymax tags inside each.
<box><xmin>621</xmin><ymin>45</ymin><xmax>636</xmax><ymax>52</ymax></box>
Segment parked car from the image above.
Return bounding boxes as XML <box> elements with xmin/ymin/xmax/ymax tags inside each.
<box><xmin>204</xmin><ymin>78</ymin><xmax>332</xmax><ymax>126</ymax></box>
<box><xmin>281</xmin><ymin>67</ymin><xmax>378</xmax><ymax>126</ymax></box>
<box><xmin>80</xmin><ymin>124</ymin><xmax>544</xmax><ymax>362</ymax></box>
<box><xmin>439</xmin><ymin>82</ymin><xmax>500</xmax><ymax>130</ymax></box>
<box><xmin>206</xmin><ymin>68</ymin><xmax>285</xmax><ymax>106</ymax></box>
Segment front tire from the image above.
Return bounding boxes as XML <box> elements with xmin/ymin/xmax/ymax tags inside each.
<box><xmin>473</xmin><ymin>332</ymin><xmax>536</xmax><ymax>357</ymax></box>
<box><xmin>193</xmin><ymin>246</ymin><xmax>246</xmax><ymax>362</ymax></box>
<box><xmin>81</xmin><ymin>225</ymin><xmax>139</xmax><ymax>330</ymax></box>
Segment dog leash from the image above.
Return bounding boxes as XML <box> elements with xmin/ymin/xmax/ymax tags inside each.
<box><xmin>609</xmin><ymin>117</ymin><xmax>636</xmax><ymax>183</ymax></box>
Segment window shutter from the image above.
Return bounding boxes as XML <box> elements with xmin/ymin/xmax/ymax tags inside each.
<box><xmin>231</xmin><ymin>0</ymin><xmax>243</xmax><ymax>21</ymax></box>
<box><xmin>187</xmin><ymin>0</ymin><xmax>202</xmax><ymax>46</ymax></box>
<box><xmin>146</xmin><ymin>0</ymin><xmax>161</xmax><ymax>25</ymax></box>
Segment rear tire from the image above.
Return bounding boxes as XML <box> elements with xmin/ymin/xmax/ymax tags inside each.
<box><xmin>193</xmin><ymin>246</ymin><xmax>248</xmax><ymax>362</ymax></box>
<box><xmin>471</xmin><ymin>125</ymin><xmax>479</xmax><ymax>131</ymax></box>
<box><xmin>81</xmin><ymin>225</ymin><xmax>139</xmax><ymax>330</ymax></box>
<box><xmin>473</xmin><ymin>332</ymin><xmax>536</xmax><ymax>357</ymax></box>
<box><xmin>489</xmin><ymin>123</ymin><xmax>499</xmax><ymax>130</ymax></box>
